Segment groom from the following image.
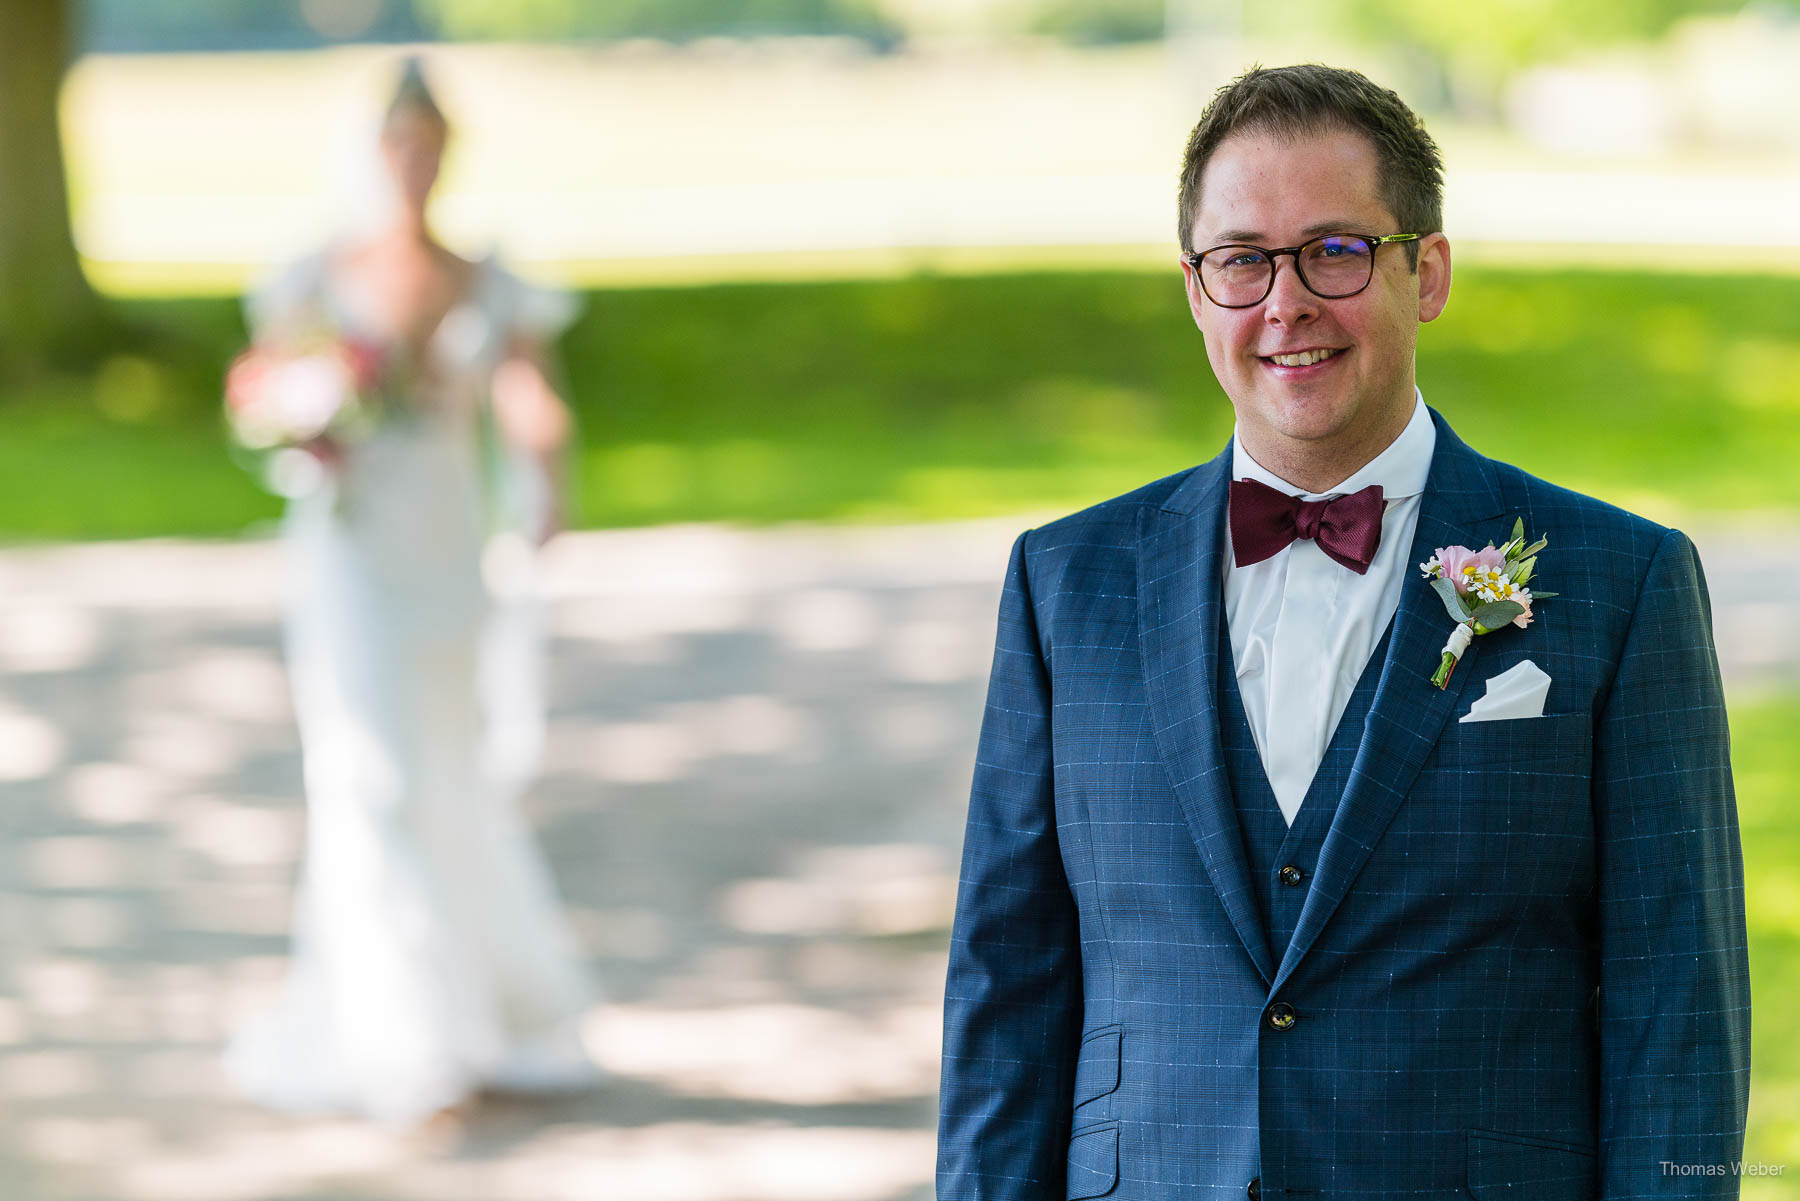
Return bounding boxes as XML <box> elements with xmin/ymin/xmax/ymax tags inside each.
<box><xmin>937</xmin><ymin>65</ymin><xmax>1750</xmax><ymax>1200</ymax></box>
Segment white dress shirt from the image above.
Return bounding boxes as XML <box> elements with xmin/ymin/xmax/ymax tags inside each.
<box><xmin>1223</xmin><ymin>391</ymin><xmax>1437</xmax><ymax>827</ymax></box>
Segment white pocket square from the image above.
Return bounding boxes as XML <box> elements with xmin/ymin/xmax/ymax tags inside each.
<box><xmin>1459</xmin><ymin>659</ymin><xmax>1551</xmax><ymax>723</ymax></box>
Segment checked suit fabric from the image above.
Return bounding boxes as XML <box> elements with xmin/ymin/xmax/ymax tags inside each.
<box><xmin>1221</xmin><ymin>618</ymin><xmax>1393</xmax><ymax>964</ymax></box>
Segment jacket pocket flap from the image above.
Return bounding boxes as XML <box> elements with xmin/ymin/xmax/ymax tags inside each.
<box><xmin>1466</xmin><ymin>1127</ymin><xmax>1596</xmax><ymax>1201</ymax></box>
<box><xmin>1067</xmin><ymin>1122</ymin><xmax>1119</xmax><ymax>1200</ymax></box>
<box><xmin>1072</xmin><ymin>1025</ymin><xmax>1121</xmax><ymax>1108</ymax></box>
<box><xmin>1439</xmin><ymin>710</ymin><xmax>1593</xmax><ymax>770</ymax></box>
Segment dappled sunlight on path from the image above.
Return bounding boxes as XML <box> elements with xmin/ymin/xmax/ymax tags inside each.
<box><xmin>0</xmin><ymin>520</ymin><xmax>1032</xmax><ymax>1200</ymax></box>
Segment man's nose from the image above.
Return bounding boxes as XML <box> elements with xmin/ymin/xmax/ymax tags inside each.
<box><xmin>1263</xmin><ymin>256</ymin><xmax>1319</xmax><ymax>326</ymax></box>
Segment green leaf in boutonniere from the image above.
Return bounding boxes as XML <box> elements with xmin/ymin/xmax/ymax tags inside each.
<box><xmin>1469</xmin><ymin>600</ymin><xmax>1525</xmax><ymax>632</ymax></box>
<box><xmin>1431</xmin><ymin>575</ymin><xmax>1471</xmax><ymax>622</ymax></box>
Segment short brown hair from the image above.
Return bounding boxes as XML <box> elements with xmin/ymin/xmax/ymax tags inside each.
<box><xmin>1176</xmin><ymin>64</ymin><xmax>1443</xmax><ymax>269</ymax></box>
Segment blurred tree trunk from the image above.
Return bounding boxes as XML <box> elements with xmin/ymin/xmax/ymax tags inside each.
<box><xmin>0</xmin><ymin>0</ymin><xmax>103</xmax><ymax>369</ymax></box>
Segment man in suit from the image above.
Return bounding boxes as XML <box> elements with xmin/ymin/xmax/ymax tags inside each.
<box><xmin>936</xmin><ymin>64</ymin><xmax>1750</xmax><ymax>1201</ymax></box>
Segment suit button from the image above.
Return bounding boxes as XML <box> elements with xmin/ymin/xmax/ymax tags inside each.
<box><xmin>1279</xmin><ymin>864</ymin><xmax>1303</xmax><ymax>886</ymax></box>
<box><xmin>1265</xmin><ymin>1001</ymin><xmax>1297</xmax><ymax>1031</ymax></box>
<box><xmin>1247</xmin><ymin>1177</ymin><xmax>1260</xmax><ymax>1201</ymax></box>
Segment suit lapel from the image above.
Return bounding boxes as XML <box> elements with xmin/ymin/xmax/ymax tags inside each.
<box><xmin>1138</xmin><ymin>446</ymin><xmax>1277</xmax><ymax>986</ymax></box>
<box><xmin>1271</xmin><ymin>410</ymin><xmax>1510</xmax><ymax>992</ymax></box>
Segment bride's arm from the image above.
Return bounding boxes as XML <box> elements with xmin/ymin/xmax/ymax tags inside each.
<box><xmin>491</xmin><ymin>335</ymin><xmax>575</xmax><ymax>544</ymax></box>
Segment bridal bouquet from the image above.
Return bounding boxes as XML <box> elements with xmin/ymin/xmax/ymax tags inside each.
<box><xmin>1419</xmin><ymin>518</ymin><xmax>1558</xmax><ymax>688</ymax></box>
<box><xmin>225</xmin><ymin>338</ymin><xmax>385</xmax><ymax>450</ymax></box>
<box><xmin>223</xmin><ymin>337</ymin><xmax>387</xmax><ymax>497</ymax></box>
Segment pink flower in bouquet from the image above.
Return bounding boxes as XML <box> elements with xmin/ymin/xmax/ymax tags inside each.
<box><xmin>1433</xmin><ymin>544</ymin><xmax>1508</xmax><ymax>596</ymax></box>
<box><xmin>223</xmin><ymin>342</ymin><xmax>371</xmax><ymax>451</ymax></box>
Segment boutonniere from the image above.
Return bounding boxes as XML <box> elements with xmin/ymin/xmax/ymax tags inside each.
<box><xmin>1417</xmin><ymin>518</ymin><xmax>1558</xmax><ymax>689</ymax></box>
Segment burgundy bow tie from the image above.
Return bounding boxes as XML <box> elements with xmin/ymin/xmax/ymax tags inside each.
<box><xmin>1228</xmin><ymin>477</ymin><xmax>1385</xmax><ymax>575</ymax></box>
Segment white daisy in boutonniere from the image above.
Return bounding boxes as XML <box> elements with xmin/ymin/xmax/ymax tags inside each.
<box><xmin>1417</xmin><ymin>518</ymin><xmax>1559</xmax><ymax>689</ymax></box>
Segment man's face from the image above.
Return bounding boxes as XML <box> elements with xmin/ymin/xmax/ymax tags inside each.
<box><xmin>1181</xmin><ymin>127</ymin><xmax>1450</xmax><ymax>472</ymax></box>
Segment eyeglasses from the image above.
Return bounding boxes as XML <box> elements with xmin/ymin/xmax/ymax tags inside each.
<box><xmin>1183</xmin><ymin>233</ymin><xmax>1422</xmax><ymax>308</ymax></box>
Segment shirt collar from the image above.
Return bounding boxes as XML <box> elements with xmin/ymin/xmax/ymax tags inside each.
<box><xmin>1230</xmin><ymin>388</ymin><xmax>1436</xmax><ymax>502</ymax></box>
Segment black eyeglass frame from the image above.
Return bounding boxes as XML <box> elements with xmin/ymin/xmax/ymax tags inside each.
<box><xmin>1182</xmin><ymin>233</ymin><xmax>1424</xmax><ymax>309</ymax></box>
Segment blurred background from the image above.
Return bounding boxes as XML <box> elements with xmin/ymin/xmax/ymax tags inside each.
<box><xmin>1</xmin><ymin>0</ymin><xmax>1797</xmax><ymax>1198</ymax></box>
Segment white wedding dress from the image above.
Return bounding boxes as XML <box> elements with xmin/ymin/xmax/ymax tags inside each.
<box><xmin>223</xmin><ymin>248</ymin><xmax>602</xmax><ymax>1126</ymax></box>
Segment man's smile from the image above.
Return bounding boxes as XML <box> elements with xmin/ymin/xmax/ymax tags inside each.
<box><xmin>1259</xmin><ymin>346</ymin><xmax>1347</xmax><ymax>371</ymax></box>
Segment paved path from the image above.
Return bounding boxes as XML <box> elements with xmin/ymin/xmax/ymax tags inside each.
<box><xmin>0</xmin><ymin>518</ymin><xmax>1792</xmax><ymax>1201</ymax></box>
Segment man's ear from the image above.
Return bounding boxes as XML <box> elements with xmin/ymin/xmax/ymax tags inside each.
<box><xmin>1417</xmin><ymin>233</ymin><xmax>1452</xmax><ymax>323</ymax></box>
<box><xmin>1180</xmin><ymin>255</ymin><xmax>1208</xmax><ymax>329</ymax></box>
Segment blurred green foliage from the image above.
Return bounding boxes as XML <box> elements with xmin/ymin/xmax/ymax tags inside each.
<box><xmin>414</xmin><ymin>0</ymin><xmax>901</xmax><ymax>45</ymax></box>
<box><xmin>1281</xmin><ymin>0</ymin><xmax>1764</xmax><ymax>76</ymax></box>
<box><xmin>81</xmin><ymin>0</ymin><xmax>901</xmax><ymax>51</ymax></box>
<box><xmin>1732</xmin><ymin>693</ymin><xmax>1800</xmax><ymax>1181</ymax></box>
<box><xmin>80</xmin><ymin>0</ymin><xmax>1792</xmax><ymax>60</ymax></box>
<box><xmin>2</xmin><ymin>264</ymin><xmax>1796</xmax><ymax>541</ymax></box>
<box><xmin>1031</xmin><ymin>0</ymin><xmax>1165</xmax><ymax>45</ymax></box>
<box><xmin>1026</xmin><ymin>0</ymin><xmax>1794</xmax><ymax>76</ymax></box>
<box><xmin>81</xmin><ymin>0</ymin><xmax>430</xmax><ymax>51</ymax></box>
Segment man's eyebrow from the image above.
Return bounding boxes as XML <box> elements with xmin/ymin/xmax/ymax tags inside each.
<box><xmin>1203</xmin><ymin>220</ymin><xmax>1370</xmax><ymax>245</ymax></box>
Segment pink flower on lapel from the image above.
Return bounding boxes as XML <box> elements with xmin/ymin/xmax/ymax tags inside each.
<box><xmin>1428</xmin><ymin>544</ymin><xmax>1508</xmax><ymax>593</ymax></box>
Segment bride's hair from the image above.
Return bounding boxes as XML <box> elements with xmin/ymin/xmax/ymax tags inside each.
<box><xmin>384</xmin><ymin>56</ymin><xmax>447</xmax><ymax>132</ymax></box>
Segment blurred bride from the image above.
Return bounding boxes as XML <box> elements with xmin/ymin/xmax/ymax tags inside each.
<box><xmin>222</xmin><ymin>57</ymin><xmax>601</xmax><ymax>1126</ymax></box>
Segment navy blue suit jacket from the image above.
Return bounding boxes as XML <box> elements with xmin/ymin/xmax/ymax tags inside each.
<box><xmin>937</xmin><ymin>408</ymin><xmax>1751</xmax><ymax>1200</ymax></box>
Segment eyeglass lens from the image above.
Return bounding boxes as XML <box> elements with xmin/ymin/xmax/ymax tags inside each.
<box><xmin>1200</xmin><ymin>236</ymin><xmax>1375</xmax><ymax>306</ymax></box>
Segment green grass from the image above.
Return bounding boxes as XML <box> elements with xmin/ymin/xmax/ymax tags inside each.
<box><xmin>2</xmin><ymin>263</ymin><xmax>1797</xmax><ymax>541</ymax></box>
<box><xmin>1735</xmin><ymin>692</ymin><xmax>1800</xmax><ymax>1196</ymax></box>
